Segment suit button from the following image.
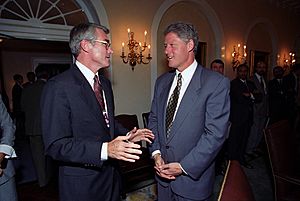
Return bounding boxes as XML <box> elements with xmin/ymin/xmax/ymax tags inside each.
<box><xmin>166</xmin><ymin>146</ymin><xmax>169</xmax><ymax>149</ymax></box>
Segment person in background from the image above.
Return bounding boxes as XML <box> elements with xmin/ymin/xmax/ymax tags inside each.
<box><xmin>41</xmin><ymin>23</ymin><xmax>154</xmax><ymax>201</ymax></box>
<box><xmin>227</xmin><ymin>64</ymin><xmax>260</xmax><ymax>169</ymax></box>
<box><xmin>12</xmin><ymin>73</ymin><xmax>24</xmax><ymax>135</ymax></box>
<box><xmin>268</xmin><ymin>66</ymin><xmax>287</xmax><ymax>124</ymax></box>
<box><xmin>148</xmin><ymin>22</ymin><xmax>230</xmax><ymax>201</ymax></box>
<box><xmin>210</xmin><ymin>58</ymin><xmax>228</xmax><ymax>175</ymax></box>
<box><xmin>283</xmin><ymin>64</ymin><xmax>300</xmax><ymax>128</ymax></box>
<box><xmin>210</xmin><ymin>59</ymin><xmax>224</xmax><ymax>75</ymax></box>
<box><xmin>0</xmin><ymin>94</ymin><xmax>18</xmax><ymax>201</ymax></box>
<box><xmin>246</xmin><ymin>61</ymin><xmax>268</xmax><ymax>159</ymax></box>
<box><xmin>23</xmin><ymin>71</ymin><xmax>36</xmax><ymax>88</ymax></box>
<box><xmin>21</xmin><ymin>65</ymin><xmax>52</xmax><ymax>187</ymax></box>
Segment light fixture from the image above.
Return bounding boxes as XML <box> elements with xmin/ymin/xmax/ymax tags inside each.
<box><xmin>231</xmin><ymin>44</ymin><xmax>247</xmax><ymax>71</ymax></box>
<box><xmin>283</xmin><ymin>52</ymin><xmax>296</xmax><ymax>70</ymax></box>
<box><xmin>120</xmin><ymin>28</ymin><xmax>152</xmax><ymax>71</ymax></box>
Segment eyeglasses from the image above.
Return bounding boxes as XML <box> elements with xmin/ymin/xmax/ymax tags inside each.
<box><xmin>93</xmin><ymin>40</ymin><xmax>111</xmax><ymax>50</ymax></box>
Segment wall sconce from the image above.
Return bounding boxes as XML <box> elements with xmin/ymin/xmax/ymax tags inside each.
<box><xmin>120</xmin><ymin>28</ymin><xmax>152</xmax><ymax>71</ymax></box>
<box><xmin>283</xmin><ymin>52</ymin><xmax>296</xmax><ymax>70</ymax></box>
<box><xmin>231</xmin><ymin>44</ymin><xmax>247</xmax><ymax>71</ymax></box>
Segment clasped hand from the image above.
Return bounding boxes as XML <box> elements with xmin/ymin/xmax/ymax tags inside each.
<box><xmin>153</xmin><ymin>154</ymin><xmax>182</xmax><ymax>180</ymax></box>
<box><xmin>108</xmin><ymin>128</ymin><xmax>154</xmax><ymax>162</ymax></box>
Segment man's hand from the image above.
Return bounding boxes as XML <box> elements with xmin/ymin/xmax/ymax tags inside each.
<box><xmin>108</xmin><ymin>135</ymin><xmax>142</xmax><ymax>162</ymax></box>
<box><xmin>153</xmin><ymin>155</ymin><xmax>182</xmax><ymax>180</ymax></box>
<box><xmin>128</xmin><ymin>127</ymin><xmax>154</xmax><ymax>143</ymax></box>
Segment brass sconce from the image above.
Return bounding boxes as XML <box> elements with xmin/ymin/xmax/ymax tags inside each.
<box><xmin>232</xmin><ymin>44</ymin><xmax>247</xmax><ymax>71</ymax></box>
<box><xmin>120</xmin><ymin>29</ymin><xmax>152</xmax><ymax>71</ymax></box>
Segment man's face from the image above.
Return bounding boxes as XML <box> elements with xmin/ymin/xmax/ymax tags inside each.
<box><xmin>164</xmin><ymin>32</ymin><xmax>193</xmax><ymax>71</ymax></box>
<box><xmin>211</xmin><ymin>62</ymin><xmax>224</xmax><ymax>74</ymax></box>
<box><xmin>89</xmin><ymin>29</ymin><xmax>113</xmax><ymax>70</ymax></box>
<box><xmin>237</xmin><ymin>66</ymin><xmax>248</xmax><ymax>80</ymax></box>
<box><xmin>273</xmin><ymin>68</ymin><xmax>284</xmax><ymax>79</ymax></box>
<box><xmin>255</xmin><ymin>62</ymin><xmax>266</xmax><ymax>76</ymax></box>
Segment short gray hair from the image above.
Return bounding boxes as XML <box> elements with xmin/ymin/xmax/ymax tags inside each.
<box><xmin>164</xmin><ymin>22</ymin><xmax>199</xmax><ymax>53</ymax></box>
<box><xmin>69</xmin><ymin>23</ymin><xmax>109</xmax><ymax>58</ymax></box>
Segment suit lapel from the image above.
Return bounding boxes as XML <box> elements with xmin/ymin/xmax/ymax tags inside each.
<box><xmin>167</xmin><ymin>66</ymin><xmax>203</xmax><ymax>142</ymax></box>
<box><xmin>159</xmin><ymin>72</ymin><xmax>176</xmax><ymax>139</ymax></box>
<box><xmin>73</xmin><ymin>66</ymin><xmax>110</xmax><ymax>133</ymax></box>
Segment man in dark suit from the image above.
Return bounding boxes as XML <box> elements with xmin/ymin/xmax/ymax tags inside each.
<box><xmin>41</xmin><ymin>23</ymin><xmax>154</xmax><ymax>201</ymax></box>
<box><xmin>268</xmin><ymin>66</ymin><xmax>287</xmax><ymax>124</ymax></box>
<box><xmin>283</xmin><ymin>64</ymin><xmax>300</xmax><ymax>127</ymax></box>
<box><xmin>148</xmin><ymin>22</ymin><xmax>230</xmax><ymax>201</ymax></box>
<box><xmin>21</xmin><ymin>65</ymin><xmax>52</xmax><ymax>187</ymax></box>
<box><xmin>227</xmin><ymin>64</ymin><xmax>259</xmax><ymax>168</ymax></box>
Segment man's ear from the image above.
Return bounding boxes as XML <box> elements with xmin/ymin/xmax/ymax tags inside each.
<box><xmin>80</xmin><ymin>39</ymin><xmax>91</xmax><ymax>53</ymax></box>
<box><xmin>187</xmin><ymin>39</ymin><xmax>195</xmax><ymax>52</ymax></box>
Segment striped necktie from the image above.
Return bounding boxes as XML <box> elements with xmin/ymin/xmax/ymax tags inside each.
<box><xmin>165</xmin><ymin>73</ymin><xmax>182</xmax><ymax>138</ymax></box>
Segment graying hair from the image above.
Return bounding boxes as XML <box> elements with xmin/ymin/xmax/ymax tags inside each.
<box><xmin>164</xmin><ymin>22</ymin><xmax>199</xmax><ymax>53</ymax></box>
<box><xmin>69</xmin><ymin>23</ymin><xmax>109</xmax><ymax>58</ymax></box>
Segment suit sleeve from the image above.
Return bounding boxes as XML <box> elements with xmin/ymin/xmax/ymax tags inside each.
<box><xmin>41</xmin><ymin>80</ymin><xmax>104</xmax><ymax>167</ymax></box>
<box><xmin>148</xmin><ymin>79</ymin><xmax>161</xmax><ymax>153</ymax></box>
<box><xmin>0</xmin><ymin>95</ymin><xmax>16</xmax><ymax>158</ymax></box>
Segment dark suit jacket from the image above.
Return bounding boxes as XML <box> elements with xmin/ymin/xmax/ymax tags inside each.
<box><xmin>148</xmin><ymin>65</ymin><xmax>230</xmax><ymax>200</ymax></box>
<box><xmin>41</xmin><ymin>65</ymin><xmax>127</xmax><ymax>201</ymax></box>
<box><xmin>268</xmin><ymin>78</ymin><xmax>288</xmax><ymax>123</ymax></box>
<box><xmin>21</xmin><ymin>79</ymin><xmax>46</xmax><ymax>136</ymax></box>
<box><xmin>229</xmin><ymin>78</ymin><xmax>257</xmax><ymax>124</ymax></box>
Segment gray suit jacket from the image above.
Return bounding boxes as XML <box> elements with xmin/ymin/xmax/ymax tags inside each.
<box><xmin>251</xmin><ymin>74</ymin><xmax>268</xmax><ymax>117</ymax></box>
<box><xmin>148</xmin><ymin>64</ymin><xmax>230</xmax><ymax>200</ymax></box>
<box><xmin>0</xmin><ymin>94</ymin><xmax>16</xmax><ymax>185</ymax></box>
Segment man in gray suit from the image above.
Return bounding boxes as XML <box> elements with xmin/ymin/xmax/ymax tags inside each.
<box><xmin>148</xmin><ymin>22</ymin><xmax>230</xmax><ymax>201</ymax></box>
<box><xmin>246</xmin><ymin>61</ymin><xmax>268</xmax><ymax>158</ymax></box>
<box><xmin>0</xmin><ymin>94</ymin><xmax>18</xmax><ymax>201</ymax></box>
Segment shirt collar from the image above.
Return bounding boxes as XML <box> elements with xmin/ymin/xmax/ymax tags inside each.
<box><xmin>76</xmin><ymin>60</ymin><xmax>98</xmax><ymax>82</ymax></box>
<box><xmin>255</xmin><ymin>73</ymin><xmax>262</xmax><ymax>80</ymax></box>
<box><xmin>176</xmin><ymin>59</ymin><xmax>197</xmax><ymax>82</ymax></box>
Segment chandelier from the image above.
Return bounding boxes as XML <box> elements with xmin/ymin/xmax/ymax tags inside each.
<box><xmin>120</xmin><ymin>29</ymin><xmax>152</xmax><ymax>71</ymax></box>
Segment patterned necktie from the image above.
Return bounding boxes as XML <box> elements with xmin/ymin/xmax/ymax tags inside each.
<box><xmin>94</xmin><ymin>75</ymin><xmax>109</xmax><ymax>127</ymax></box>
<box><xmin>94</xmin><ymin>75</ymin><xmax>105</xmax><ymax>110</ymax></box>
<box><xmin>165</xmin><ymin>73</ymin><xmax>182</xmax><ymax>137</ymax></box>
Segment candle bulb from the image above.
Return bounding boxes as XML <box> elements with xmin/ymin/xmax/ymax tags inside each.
<box><xmin>144</xmin><ymin>30</ymin><xmax>147</xmax><ymax>45</ymax></box>
<box><xmin>237</xmin><ymin>44</ymin><xmax>240</xmax><ymax>54</ymax></box>
<box><xmin>122</xmin><ymin>42</ymin><xmax>124</xmax><ymax>53</ymax></box>
<box><xmin>148</xmin><ymin>44</ymin><xmax>151</xmax><ymax>53</ymax></box>
<box><xmin>127</xmin><ymin>28</ymin><xmax>130</xmax><ymax>40</ymax></box>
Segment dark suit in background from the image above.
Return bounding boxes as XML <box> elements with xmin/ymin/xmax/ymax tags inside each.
<box><xmin>227</xmin><ymin>64</ymin><xmax>258</xmax><ymax>167</ymax></box>
<box><xmin>21</xmin><ymin>66</ymin><xmax>52</xmax><ymax>187</ymax></box>
<box><xmin>268</xmin><ymin>66</ymin><xmax>287</xmax><ymax>124</ymax></box>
